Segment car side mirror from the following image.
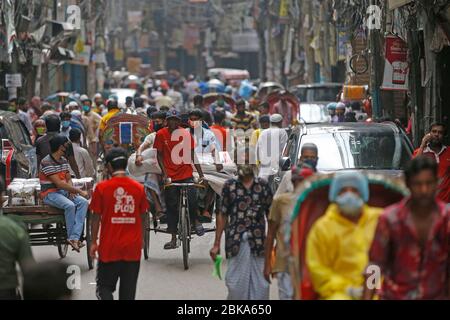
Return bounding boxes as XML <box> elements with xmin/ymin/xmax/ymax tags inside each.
<box><xmin>280</xmin><ymin>157</ymin><xmax>291</xmax><ymax>171</ymax></box>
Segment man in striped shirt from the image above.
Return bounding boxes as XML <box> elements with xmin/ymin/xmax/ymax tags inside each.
<box><xmin>40</xmin><ymin>135</ymin><xmax>89</xmax><ymax>252</ymax></box>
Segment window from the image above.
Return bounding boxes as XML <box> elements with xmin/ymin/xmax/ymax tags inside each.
<box><xmin>307</xmin><ymin>87</ymin><xmax>341</xmax><ymax>102</ymax></box>
<box><xmin>299</xmin><ymin>131</ymin><xmax>412</xmax><ymax>171</ymax></box>
<box><xmin>299</xmin><ymin>104</ymin><xmax>331</xmax><ymax>123</ymax></box>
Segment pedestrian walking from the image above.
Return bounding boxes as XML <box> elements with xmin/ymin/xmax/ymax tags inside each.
<box><xmin>210</xmin><ymin>164</ymin><xmax>273</xmax><ymax>300</ymax></box>
<box><xmin>264</xmin><ymin>166</ymin><xmax>314</xmax><ymax>300</ymax></box>
<box><xmin>89</xmin><ymin>148</ymin><xmax>150</xmax><ymax>300</ymax></box>
<box><xmin>364</xmin><ymin>156</ymin><xmax>450</xmax><ymax>300</ymax></box>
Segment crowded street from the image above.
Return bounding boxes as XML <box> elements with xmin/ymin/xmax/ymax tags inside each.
<box><xmin>0</xmin><ymin>0</ymin><xmax>449</xmax><ymax>304</ymax></box>
<box><xmin>31</xmin><ymin>223</ymin><xmax>280</xmax><ymax>300</ymax></box>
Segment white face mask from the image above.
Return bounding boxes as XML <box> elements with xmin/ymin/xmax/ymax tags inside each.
<box><xmin>335</xmin><ymin>191</ymin><xmax>364</xmax><ymax>216</ymax></box>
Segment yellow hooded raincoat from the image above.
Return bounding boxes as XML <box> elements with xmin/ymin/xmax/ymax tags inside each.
<box><xmin>306</xmin><ymin>203</ymin><xmax>382</xmax><ymax>300</ymax></box>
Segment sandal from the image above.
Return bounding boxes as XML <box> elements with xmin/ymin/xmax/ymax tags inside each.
<box><xmin>78</xmin><ymin>241</ymin><xmax>86</xmax><ymax>249</ymax></box>
<box><xmin>164</xmin><ymin>240</ymin><xmax>178</xmax><ymax>250</ymax></box>
<box><xmin>68</xmin><ymin>240</ymin><xmax>80</xmax><ymax>253</ymax></box>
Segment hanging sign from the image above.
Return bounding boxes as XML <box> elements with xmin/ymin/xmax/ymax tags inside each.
<box><xmin>381</xmin><ymin>35</ymin><xmax>409</xmax><ymax>91</ymax></box>
<box><xmin>5</xmin><ymin>74</ymin><xmax>22</xmax><ymax>88</ymax></box>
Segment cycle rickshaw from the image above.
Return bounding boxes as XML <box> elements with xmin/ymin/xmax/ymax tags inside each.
<box><xmin>284</xmin><ymin>173</ymin><xmax>409</xmax><ymax>300</ymax></box>
<box><xmin>3</xmin><ymin>183</ymin><xmax>95</xmax><ymax>270</ymax></box>
<box><xmin>99</xmin><ymin>112</ymin><xmax>153</xmax><ymax>259</ymax></box>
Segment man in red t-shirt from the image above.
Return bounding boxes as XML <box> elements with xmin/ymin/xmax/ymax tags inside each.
<box><xmin>210</xmin><ymin>110</ymin><xmax>230</xmax><ymax>152</ymax></box>
<box><xmin>89</xmin><ymin>148</ymin><xmax>149</xmax><ymax>300</ymax></box>
<box><xmin>154</xmin><ymin>109</ymin><xmax>207</xmax><ymax>249</ymax></box>
<box><xmin>413</xmin><ymin>122</ymin><xmax>450</xmax><ymax>203</ymax></box>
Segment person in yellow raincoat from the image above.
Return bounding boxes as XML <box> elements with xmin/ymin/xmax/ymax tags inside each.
<box><xmin>306</xmin><ymin>171</ymin><xmax>383</xmax><ymax>300</ymax></box>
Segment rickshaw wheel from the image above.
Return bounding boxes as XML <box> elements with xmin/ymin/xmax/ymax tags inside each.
<box><xmin>86</xmin><ymin>211</ymin><xmax>94</xmax><ymax>270</ymax></box>
<box><xmin>57</xmin><ymin>223</ymin><xmax>68</xmax><ymax>258</ymax></box>
<box><xmin>143</xmin><ymin>212</ymin><xmax>150</xmax><ymax>260</ymax></box>
<box><xmin>181</xmin><ymin>206</ymin><xmax>190</xmax><ymax>270</ymax></box>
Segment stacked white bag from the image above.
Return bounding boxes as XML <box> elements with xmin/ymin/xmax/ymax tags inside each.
<box><xmin>7</xmin><ymin>178</ymin><xmax>40</xmax><ymax>206</ymax></box>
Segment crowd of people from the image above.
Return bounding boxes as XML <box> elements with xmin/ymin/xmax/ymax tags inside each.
<box><xmin>0</xmin><ymin>69</ymin><xmax>448</xmax><ymax>301</ymax></box>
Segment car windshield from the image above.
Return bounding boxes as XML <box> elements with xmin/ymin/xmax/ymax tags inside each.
<box><xmin>299</xmin><ymin>131</ymin><xmax>412</xmax><ymax>170</ymax></box>
<box><xmin>110</xmin><ymin>89</ymin><xmax>137</xmax><ymax>104</ymax></box>
<box><xmin>300</xmin><ymin>104</ymin><xmax>331</xmax><ymax>123</ymax></box>
<box><xmin>308</xmin><ymin>87</ymin><xmax>341</xmax><ymax>102</ymax></box>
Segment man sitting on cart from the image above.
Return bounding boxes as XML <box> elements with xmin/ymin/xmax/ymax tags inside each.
<box><xmin>306</xmin><ymin>172</ymin><xmax>382</xmax><ymax>300</ymax></box>
<box><xmin>188</xmin><ymin>109</ymin><xmax>224</xmax><ymax>220</ymax></box>
<box><xmin>153</xmin><ymin>109</ymin><xmax>207</xmax><ymax>250</ymax></box>
<box><xmin>40</xmin><ymin>135</ymin><xmax>89</xmax><ymax>252</ymax></box>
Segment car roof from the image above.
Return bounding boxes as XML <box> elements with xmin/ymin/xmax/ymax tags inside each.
<box><xmin>292</xmin><ymin>82</ymin><xmax>343</xmax><ymax>89</ymax></box>
<box><xmin>295</xmin><ymin>122</ymin><xmax>401</xmax><ymax>135</ymax></box>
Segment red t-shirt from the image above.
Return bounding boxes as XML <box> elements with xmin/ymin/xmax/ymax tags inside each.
<box><xmin>413</xmin><ymin>145</ymin><xmax>450</xmax><ymax>203</ymax></box>
<box><xmin>210</xmin><ymin>125</ymin><xmax>228</xmax><ymax>152</ymax></box>
<box><xmin>89</xmin><ymin>176</ymin><xmax>149</xmax><ymax>263</ymax></box>
<box><xmin>153</xmin><ymin>126</ymin><xmax>194</xmax><ymax>182</ymax></box>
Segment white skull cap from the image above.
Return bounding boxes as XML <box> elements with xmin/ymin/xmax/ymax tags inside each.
<box><xmin>270</xmin><ymin>113</ymin><xmax>283</xmax><ymax>123</ymax></box>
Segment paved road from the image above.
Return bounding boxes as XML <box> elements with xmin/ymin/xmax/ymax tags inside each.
<box><xmin>32</xmin><ymin>222</ymin><xmax>280</xmax><ymax>300</ymax></box>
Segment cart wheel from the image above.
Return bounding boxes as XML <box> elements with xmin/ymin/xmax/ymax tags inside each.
<box><xmin>86</xmin><ymin>211</ymin><xmax>94</xmax><ymax>270</ymax></box>
<box><xmin>181</xmin><ymin>206</ymin><xmax>190</xmax><ymax>270</ymax></box>
<box><xmin>143</xmin><ymin>212</ymin><xmax>150</xmax><ymax>260</ymax></box>
<box><xmin>58</xmin><ymin>242</ymin><xmax>68</xmax><ymax>258</ymax></box>
<box><xmin>57</xmin><ymin>223</ymin><xmax>68</xmax><ymax>258</ymax></box>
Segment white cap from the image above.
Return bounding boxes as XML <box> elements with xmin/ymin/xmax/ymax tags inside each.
<box><xmin>140</xmin><ymin>94</ymin><xmax>148</xmax><ymax>100</ymax></box>
<box><xmin>94</xmin><ymin>93</ymin><xmax>102</xmax><ymax>99</ymax></box>
<box><xmin>80</xmin><ymin>94</ymin><xmax>89</xmax><ymax>101</ymax></box>
<box><xmin>270</xmin><ymin>113</ymin><xmax>283</xmax><ymax>123</ymax></box>
<box><xmin>68</xmin><ymin>101</ymin><xmax>79</xmax><ymax>108</ymax></box>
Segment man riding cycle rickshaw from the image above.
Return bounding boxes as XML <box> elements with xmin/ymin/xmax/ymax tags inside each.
<box><xmin>153</xmin><ymin>109</ymin><xmax>208</xmax><ymax>250</ymax></box>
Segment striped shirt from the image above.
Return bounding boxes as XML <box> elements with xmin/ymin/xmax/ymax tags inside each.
<box><xmin>39</xmin><ymin>155</ymin><xmax>70</xmax><ymax>198</ymax></box>
<box><xmin>231</xmin><ymin>112</ymin><xmax>256</xmax><ymax>131</ymax></box>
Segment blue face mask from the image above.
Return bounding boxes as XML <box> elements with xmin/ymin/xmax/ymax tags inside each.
<box><xmin>335</xmin><ymin>191</ymin><xmax>364</xmax><ymax>216</ymax></box>
<box><xmin>62</xmin><ymin>121</ymin><xmax>71</xmax><ymax>128</ymax></box>
<box><xmin>82</xmin><ymin>105</ymin><xmax>90</xmax><ymax>112</ymax></box>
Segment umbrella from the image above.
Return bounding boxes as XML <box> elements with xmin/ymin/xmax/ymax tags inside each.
<box><xmin>207</xmin><ymin>79</ymin><xmax>225</xmax><ymax>93</ymax></box>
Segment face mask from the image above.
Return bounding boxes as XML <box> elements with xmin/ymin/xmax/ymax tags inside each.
<box><xmin>189</xmin><ymin>120</ymin><xmax>201</xmax><ymax>129</ymax></box>
<box><xmin>153</xmin><ymin>123</ymin><xmax>163</xmax><ymax>132</ymax></box>
<box><xmin>302</xmin><ymin>159</ymin><xmax>318</xmax><ymax>171</ymax></box>
<box><xmin>217</xmin><ymin>100</ymin><xmax>224</xmax><ymax>107</ymax></box>
<box><xmin>8</xmin><ymin>104</ymin><xmax>16</xmax><ymax>112</ymax></box>
<box><xmin>36</xmin><ymin>127</ymin><xmax>46</xmax><ymax>136</ymax></box>
<box><xmin>335</xmin><ymin>192</ymin><xmax>364</xmax><ymax>217</ymax></box>
<box><xmin>62</xmin><ymin>121</ymin><xmax>71</xmax><ymax>128</ymax></box>
<box><xmin>82</xmin><ymin>105</ymin><xmax>90</xmax><ymax>112</ymax></box>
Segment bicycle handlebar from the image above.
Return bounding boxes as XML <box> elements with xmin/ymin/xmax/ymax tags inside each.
<box><xmin>164</xmin><ymin>183</ymin><xmax>206</xmax><ymax>189</ymax></box>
